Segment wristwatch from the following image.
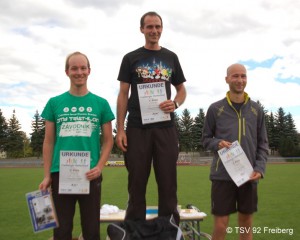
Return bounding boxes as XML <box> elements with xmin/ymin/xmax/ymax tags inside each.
<box><xmin>174</xmin><ymin>101</ymin><xmax>180</xmax><ymax>109</ymax></box>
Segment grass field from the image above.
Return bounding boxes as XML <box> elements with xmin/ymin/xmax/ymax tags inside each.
<box><xmin>0</xmin><ymin>163</ymin><xmax>299</xmax><ymax>240</ymax></box>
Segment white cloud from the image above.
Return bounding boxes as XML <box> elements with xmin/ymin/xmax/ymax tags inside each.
<box><xmin>1</xmin><ymin>0</ymin><xmax>300</xmax><ymax>136</ymax></box>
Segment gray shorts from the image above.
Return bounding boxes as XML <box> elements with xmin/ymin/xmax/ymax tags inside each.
<box><xmin>211</xmin><ymin>180</ymin><xmax>258</xmax><ymax>216</ymax></box>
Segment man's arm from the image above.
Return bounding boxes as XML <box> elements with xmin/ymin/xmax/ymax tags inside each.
<box><xmin>39</xmin><ymin>120</ymin><xmax>55</xmax><ymax>190</ymax></box>
<box><xmin>159</xmin><ymin>83</ymin><xmax>187</xmax><ymax>112</ymax></box>
<box><xmin>173</xmin><ymin>83</ymin><xmax>186</xmax><ymax>107</ymax></box>
<box><xmin>202</xmin><ymin>106</ymin><xmax>223</xmax><ymax>151</ymax></box>
<box><xmin>116</xmin><ymin>81</ymin><xmax>130</xmax><ymax>152</ymax></box>
<box><xmin>251</xmin><ymin>109</ymin><xmax>269</xmax><ymax>180</ymax></box>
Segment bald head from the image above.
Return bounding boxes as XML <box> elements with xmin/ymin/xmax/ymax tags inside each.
<box><xmin>225</xmin><ymin>63</ymin><xmax>247</xmax><ymax>96</ymax></box>
<box><xmin>226</xmin><ymin>63</ymin><xmax>246</xmax><ymax>77</ymax></box>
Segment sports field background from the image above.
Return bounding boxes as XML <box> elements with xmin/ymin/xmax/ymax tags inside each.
<box><xmin>0</xmin><ymin>163</ymin><xmax>299</xmax><ymax>239</ymax></box>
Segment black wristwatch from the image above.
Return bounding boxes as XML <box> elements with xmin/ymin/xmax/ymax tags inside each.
<box><xmin>174</xmin><ymin>101</ymin><xmax>180</xmax><ymax>109</ymax></box>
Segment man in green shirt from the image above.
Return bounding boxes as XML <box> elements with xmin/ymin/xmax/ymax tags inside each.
<box><xmin>39</xmin><ymin>52</ymin><xmax>115</xmax><ymax>240</ymax></box>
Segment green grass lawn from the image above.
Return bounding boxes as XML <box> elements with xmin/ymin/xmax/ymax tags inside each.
<box><xmin>0</xmin><ymin>163</ymin><xmax>299</xmax><ymax>240</ymax></box>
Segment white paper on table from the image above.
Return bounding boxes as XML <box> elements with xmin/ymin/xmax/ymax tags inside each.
<box><xmin>59</xmin><ymin>151</ymin><xmax>90</xmax><ymax>194</ymax></box>
<box><xmin>218</xmin><ymin>141</ymin><xmax>254</xmax><ymax>187</ymax></box>
<box><xmin>137</xmin><ymin>82</ymin><xmax>171</xmax><ymax>124</ymax></box>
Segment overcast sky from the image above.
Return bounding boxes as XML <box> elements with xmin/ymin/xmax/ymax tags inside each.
<box><xmin>1</xmin><ymin>0</ymin><xmax>300</xmax><ymax>136</ymax></box>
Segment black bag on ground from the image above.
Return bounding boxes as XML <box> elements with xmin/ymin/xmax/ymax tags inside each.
<box><xmin>107</xmin><ymin>215</ymin><xmax>183</xmax><ymax>240</ymax></box>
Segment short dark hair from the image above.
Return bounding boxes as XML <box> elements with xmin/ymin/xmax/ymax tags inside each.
<box><xmin>65</xmin><ymin>52</ymin><xmax>90</xmax><ymax>71</ymax></box>
<box><xmin>140</xmin><ymin>11</ymin><xmax>163</xmax><ymax>28</ymax></box>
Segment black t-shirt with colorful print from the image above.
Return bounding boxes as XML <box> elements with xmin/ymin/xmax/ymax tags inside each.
<box><xmin>118</xmin><ymin>47</ymin><xmax>186</xmax><ymax>128</ymax></box>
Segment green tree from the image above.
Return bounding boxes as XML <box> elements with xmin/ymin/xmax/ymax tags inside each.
<box><xmin>30</xmin><ymin>110</ymin><xmax>45</xmax><ymax>157</ymax></box>
<box><xmin>266</xmin><ymin>112</ymin><xmax>277</xmax><ymax>154</ymax></box>
<box><xmin>277</xmin><ymin>112</ymin><xmax>300</xmax><ymax>156</ymax></box>
<box><xmin>178</xmin><ymin>108</ymin><xmax>194</xmax><ymax>153</ymax></box>
<box><xmin>173</xmin><ymin>111</ymin><xmax>180</xmax><ymax>133</ymax></box>
<box><xmin>279</xmin><ymin>136</ymin><xmax>296</xmax><ymax>157</ymax></box>
<box><xmin>0</xmin><ymin>109</ymin><xmax>8</xmax><ymax>153</ymax></box>
<box><xmin>285</xmin><ymin>113</ymin><xmax>299</xmax><ymax>146</ymax></box>
<box><xmin>271</xmin><ymin>107</ymin><xmax>300</xmax><ymax>156</ymax></box>
<box><xmin>192</xmin><ymin>108</ymin><xmax>205</xmax><ymax>152</ymax></box>
<box><xmin>6</xmin><ymin>110</ymin><xmax>25</xmax><ymax>158</ymax></box>
<box><xmin>274</xmin><ymin>107</ymin><xmax>287</xmax><ymax>150</ymax></box>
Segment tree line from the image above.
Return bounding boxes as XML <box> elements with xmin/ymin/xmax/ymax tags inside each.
<box><xmin>0</xmin><ymin>103</ymin><xmax>299</xmax><ymax>159</ymax></box>
<box><xmin>173</xmin><ymin>104</ymin><xmax>300</xmax><ymax>157</ymax></box>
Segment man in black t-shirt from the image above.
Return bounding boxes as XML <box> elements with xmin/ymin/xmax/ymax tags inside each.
<box><xmin>116</xmin><ymin>11</ymin><xmax>187</xmax><ymax>225</ymax></box>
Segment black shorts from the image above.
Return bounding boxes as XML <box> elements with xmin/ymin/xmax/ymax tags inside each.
<box><xmin>211</xmin><ymin>180</ymin><xmax>258</xmax><ymax>216</ymax></box>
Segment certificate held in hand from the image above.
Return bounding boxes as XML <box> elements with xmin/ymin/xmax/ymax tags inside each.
<box><xmin>218</xmin><ymin>141</ymin><xmax>254</xmax><ymax>187</ymax></box>
<box><xmin>59</xmin><ymin>151</ymin><xmax>90</xmax><ymax>194</ymax></box>
<box><xmin>137</xmin><ymin>82</ymin><xmax>171</xmax><ymax>124</ymax></box>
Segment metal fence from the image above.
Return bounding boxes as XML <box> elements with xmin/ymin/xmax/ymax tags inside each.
<box><xmin>1</xmin><ymin>155</ymin><xmax>299</xmax><ymax>168</ymax></box>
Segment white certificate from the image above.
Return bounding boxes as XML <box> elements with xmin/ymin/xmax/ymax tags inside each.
<box><xmin>218</xmin><ymin>141</ymin><xmax>254</xmax><ymax>187</ymax></box>
<box><xmin>137</xmin><ymin>82</ymin><xmax>171</xmax><ymax>124</ymax></box>
<box><xmin>59</xmin><ymin>151</ymin><xmax>90</xmax><ymax>194</ymax></box>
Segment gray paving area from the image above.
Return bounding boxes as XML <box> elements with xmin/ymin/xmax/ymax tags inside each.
<box><xmin>0</xmin><ymin>158</ymin><xmax>43</xmax><ymax>167</ymax></box>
